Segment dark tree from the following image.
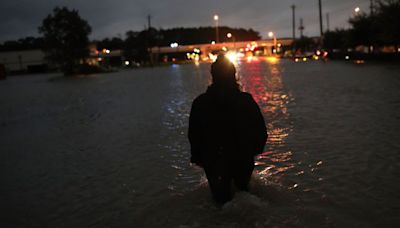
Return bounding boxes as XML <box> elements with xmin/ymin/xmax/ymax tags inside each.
<box><xmin>0</xmin><ymin>37</ymin><xmax>44</xmax><ymax>51</ymax></box>
<box><xmin>348</xmin><ymin>13</ymin><xmax>379</xmax><ymax>50</ymax></box>
<box><xmin>292</xmin><ymin>36</ymin><xmax>316</xmax><ymax>52</ymax></box>
<box><xmin>96</xmin><ymin>37</ymin><xmax>124</xmax><ymax>50</ymax></box>
<box><xmin>38</xmin><ymin>7</ymin><xmax>91</xmax><ymax>75</ymax></box>
<box><xmin>124</xmin><ymin>28</ymin><xmax>162</xmax><ymax>63</ymax></box>
<box><xmin>323</xmin><ymin>29</ymin><xmax>351</xmax><ymax>51</ymax></box>
<box><xmin>124</xmin><ymin>31</ymin><xmax>140</xmax><ymax>62</ymax></box>
<box><xmin>158</xmin><ymin>26</ymin><xmax>261</xmax><ymax>46</ymax></box>
<box><xmin>376</xmin><ymin>0</ymin><xmax>400</xmax><ymax>46</ymax></box>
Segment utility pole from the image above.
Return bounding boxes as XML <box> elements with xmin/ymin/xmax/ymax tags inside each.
<box><xmin>147</xmin><ymin>14</ymin><xmax>153</xmax><ymax>66</ymax></box>
<box><xmin>214</xmin><ymin>15</ymin><xmax>220</xmax><ymax>43</ymax></box>
<box><xmin>291</xmin><ymin>5</ymin><xmax>296</xmax><ymax>41</ymax></box>
<box><xmin>318</xmin><ymin>0</ymin><xmax>323</xmax><ymax>36</ymax></box>
<box><xmin>147</xmin><ymin>14</ymin><xmax>152</xmax><ymax>29</ymax></box>
<box><xmin>326</xmin><ymin>12</ymin><xmax>330</xmax><ymax>32</ymax></box>
<box><xmin>370</xmin><ymin>0</ymin><xmax>374</xmax><ymax>15</ymax></box>
<box><xmin>299</xmin><ymin>18</ymin><xmax>305</xmax><ymax>38</ymax></box>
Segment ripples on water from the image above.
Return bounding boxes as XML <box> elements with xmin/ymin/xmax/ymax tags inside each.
<box><xmin>1</xmin><ymin>60</ymin><xmax>400</xmax><ymax>227</ymax></box>
<box><xmin>155</xmin><ymin>59</ymin><xmax>400</xmax><ymax>227</ymax></box>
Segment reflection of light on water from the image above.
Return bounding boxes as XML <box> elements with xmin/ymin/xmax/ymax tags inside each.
<box><xmin>237</xmin><ymin>58</ymin><xmax>294</xmax><ymax>184</ymax></box>
<box><xmin>267</xmin><ymin>128</ymin><xmax>289</xmax><ymax>144</ymax></box>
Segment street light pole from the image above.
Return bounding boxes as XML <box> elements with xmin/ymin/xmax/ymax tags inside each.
<box><xmin>370</xmin><ymin>0</ymin><xmax>374</xmax><ymax>15</ymax></box>
<box><xmin>214</xmin><ymin>15</ymin><xmax>219</xmax><ymax>43</ymax></box>
<box><xmin>268</xmin><ymin>31</ymin><xmax>277</xmax><ymax>54</ymax></box>
<box><xmin>227</xmin><ymin>33</ymin><xmax>236</xmax><ymax>50</ymax></box>
<box><xmin>291</xmin><ymin>5</ymin><xmax>296</xmax><ymax>41</ymax></box>
<box><xmin>318</xmin><ymin>0</ymin><xmax>323</xmax><ymax>36</ymax></box>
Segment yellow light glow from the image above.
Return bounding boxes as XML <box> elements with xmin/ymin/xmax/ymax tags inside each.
<box><xmin>236</xmin><ymin>52</ymin><xmax>245</xmax><ymax>58</ymax></box>
<box><xmin>225</xmin><ymin>51</ymin><xmax>237</xmax><ymax>63</ymax></box>
<box><xmin>211</xmin><ymin>41</ymin><xmax>216</xmax><ymax>45</ymax></box>
<box><xmin>209</xmin><ymin>53</ymin><xmax>217</xmax><ymax>62</ymax></box>
<box><xmin>227</xmin><ymin>33</ymin><xmax>232</xmax><ymax>38</ymax></box>
<box><xmin>294</xmin><ymin>58</ymin><xmax>299</xmax><ymax>62</ymax></box>
<box><xmin>303</xmin><ymin>57</ymin><xmax>307</xmax><ymax>62</ymax></box>
<box><xmin>268</xmin><ymin>31</ymin><xmax>274</xmax><ymax>38</ymax></box>
<box><xmin>222</xmin><ymin>46</ymin><xmax>227</xmax><ymax>51</ymax></box>
<box><xmin>266</xmin><ymin>56</ymin><xmax>279</xmax><ymax>64</ymax></box>
<box><xmin>214</xmin><ymin>15</ymin><xmax>219</xmax><ymax>20</ymax></box>
<box><xmin>124</xmin><ymin>60</ymin><xmax>130</xmax><ymax>65</ymax></box>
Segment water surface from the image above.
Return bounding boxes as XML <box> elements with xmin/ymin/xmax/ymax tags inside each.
<box><xmin>1</xmin><ymin>59</ymin><xmax>399</xmax><ymax>227</ymax></box>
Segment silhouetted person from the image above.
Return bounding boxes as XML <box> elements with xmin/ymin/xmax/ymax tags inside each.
<box><xmin>188</xmin><ymin>54</ymin><xmax>267</xmax><ymax>204</ymax></box>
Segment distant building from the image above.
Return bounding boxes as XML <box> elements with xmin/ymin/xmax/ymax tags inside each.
<box><xmin>0</xmin><ymin>49</ymin><xmax>49</xmax><ymax>73</ymax></box>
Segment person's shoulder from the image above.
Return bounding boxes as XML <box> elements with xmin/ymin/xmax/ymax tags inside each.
<box><xmin>239</xmin><ymin>91</ymin><xmax>255</xmax><ymax>101</ymax></box>
<box><xmin>192</xmin><ymin>93</ymin><xmax>209</xmax><ymax>105</ymax></box>
<box><xmin>237</xmin><ymin>92</ymin><xmax>259</xmax><ymax>108</ymax></box>
<box><xmin>194</xmin><ymin>93</ymin><xmax>207</xmax><ymax>101</ymax></box>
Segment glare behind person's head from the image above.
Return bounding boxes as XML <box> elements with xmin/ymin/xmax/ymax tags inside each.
<box><xmin>211</xmin><ymin>54</ymin><xmax>238</xmax><ymax>89</ymax></box>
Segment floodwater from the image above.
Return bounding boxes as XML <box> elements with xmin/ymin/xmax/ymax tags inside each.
<box><xmin>1</xmin><ymin>59</ymin><xmax>399</xmax><ymax>227</ymax></box>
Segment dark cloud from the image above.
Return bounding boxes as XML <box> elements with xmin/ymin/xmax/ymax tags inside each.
<box><xmin>0</xmin><ymin>0</ymin><xmax>370</xmax><ymax>42</ymax></box>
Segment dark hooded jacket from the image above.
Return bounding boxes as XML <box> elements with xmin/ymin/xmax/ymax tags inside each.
<box><xmin>188</xmin><ymin>84</ymin><xmax>267</xmax><ymax>170</ymax></box>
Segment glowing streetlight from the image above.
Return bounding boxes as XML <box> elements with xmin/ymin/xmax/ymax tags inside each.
<box><xmin>227</xmin><ymin>33</ymin><xmax>232</xmax><ymax>38</ymax></box>
<box><xmin>214</xmin><ymin>15</ymin><xmax>219</xmax><ymax>43</ymax></box>
<box><xmin>355</xmin><ymin>7</ymin><xmax>360</xmax><ymax>13</ymax></box>
<box><xmin>170</xmin><ymin>42</ymin><xmax>179</xmax><ymax>48</ymax></box>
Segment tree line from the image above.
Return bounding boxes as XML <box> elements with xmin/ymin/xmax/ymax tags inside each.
<box><xmin>324</xmin><ymin>0</ymin><xmax>400</xmax><ymax>52</ymax></box>
<box><xmin>0</xmin><ymin>6</ymin><xmax>260</xmax><ymax>74</ymax></box>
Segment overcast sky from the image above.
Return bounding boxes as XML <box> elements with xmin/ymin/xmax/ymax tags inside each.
<box><xmin>0</xmin><ymin>0</ymin><xmax>371</xmax><ymax>42</ymax></box>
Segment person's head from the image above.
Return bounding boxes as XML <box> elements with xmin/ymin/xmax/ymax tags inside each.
<box><xmin>211</xmin><ymin>54</ymin><xmax>239</xmax><ymax>89</ymax></box>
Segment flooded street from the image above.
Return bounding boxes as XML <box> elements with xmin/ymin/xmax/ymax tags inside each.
<box><xmin>1</xmin><ymin>59</ymin><xmax>400</xmax><ymax>227</ymax></box>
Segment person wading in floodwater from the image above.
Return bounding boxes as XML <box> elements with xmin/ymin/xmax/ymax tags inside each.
<box><xmin>188</xmin><ymin>54</ymin><xmax>267</xmax><ymax>204</ymax></box>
